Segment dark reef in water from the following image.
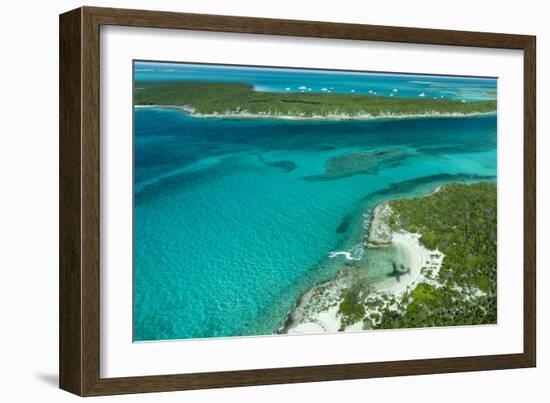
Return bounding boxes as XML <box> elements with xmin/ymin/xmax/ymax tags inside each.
<box><xmin>265</xmin><ymin>160</ymin><xmax>297</xmax><ymax>172</ymax></box>
<box><xmin>316</xmin><ymin>145</ymin><xmax>337</xmax><ymax>151</ymax></box>
<box><xmin>336</xmin><ymin>214</ymin><xmax>352</xmax><ymax>234</ymax></box>
<box><xmin>369</xmin><ymin>173</ymin><xmax>496</xmax><ymax>199</ymax></box>
<box><xmin>257</xmin><ymin>154</ymin><xmax>298</xmax><ymax>173</ymax></box>
<box><xmin>303</xmin><ymin>149</ymin><xmax>415</xmax><ymax>181</ymax></box>
<box><xmin>135</xmin><ymin>156</ymin><xmax>252</xmax><ymax>205</ymax></box>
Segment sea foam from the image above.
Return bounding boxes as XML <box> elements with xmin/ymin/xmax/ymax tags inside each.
<box><xmin>328</xmin><ymin>243</ymin><xmax>365</xmax><ymax>261</ymax></box>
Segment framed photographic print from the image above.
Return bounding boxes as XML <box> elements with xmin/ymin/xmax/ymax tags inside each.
<box><xmin>59</xmin><ymin>6</ymin><xmax>536</xmax><ymax>396</ymax></box>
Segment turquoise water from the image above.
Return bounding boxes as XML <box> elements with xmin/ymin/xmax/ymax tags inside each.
<box><xmin>133</xmin><ymin>63</ymin><xmax>497</xmax><ymax>341</ymax></box>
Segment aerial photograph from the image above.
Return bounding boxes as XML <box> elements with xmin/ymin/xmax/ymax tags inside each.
<box><xmin>133</xmin><ymin>61</ymin><xmax>497</xmax><ymax>342</ymax></box>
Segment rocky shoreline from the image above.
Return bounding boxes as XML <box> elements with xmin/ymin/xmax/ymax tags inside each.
<box><xmin>280</xmin><ymin>266</ymin><xmax>357</xmax><ymax>334</ymax></box>
<box><xmin>365</xmin><ymin>202</ymin><xmax>393</xmax><ymax>246</ymax></box>
<box><xmin>135</xmin><ymin>105</ymin><xmax>496</xmax><ymax>121</ymax></box>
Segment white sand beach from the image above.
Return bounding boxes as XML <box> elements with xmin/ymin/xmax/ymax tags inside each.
<box><xmin>374</xmin><ymin>232</ymin><xmax>427</xmax><ymax>293</ymax></box>
<box><xmin>287</xmin><ymin>306</ymin><xmax>342</xmax><ymax>334</ymax></box>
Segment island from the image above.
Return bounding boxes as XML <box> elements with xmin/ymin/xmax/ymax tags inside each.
<box><xmin>134</xmin><ymin>81</ymin><xmax>497</xmax><ymax>120</ymax></box>
<box><xmin>282</xmin><ymin>182</ymin><xmax>497</xmax><ymax>334</ymax></box>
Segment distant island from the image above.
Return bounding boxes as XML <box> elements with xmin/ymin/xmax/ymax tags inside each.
<box><xmin>283</xmin><ymin>182</ymin><xmax>497</xmax><ymax>334</ymax></box>
<box><xmin>134</xmin><ymin>81</ymin><xmax>497</xmax><ymax>120</ymax></box>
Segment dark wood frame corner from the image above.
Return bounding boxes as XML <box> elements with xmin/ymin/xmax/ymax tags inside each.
<box><xmin>59</xmin><ymin>6</ymin><xmax>536</xmax><ymax>397</ymax></box>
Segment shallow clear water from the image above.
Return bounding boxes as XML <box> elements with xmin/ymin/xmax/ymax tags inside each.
<box><xmin>134</xmin><ymin>108</ymin><xmax>497</xmax><ymax>341</ymax></box>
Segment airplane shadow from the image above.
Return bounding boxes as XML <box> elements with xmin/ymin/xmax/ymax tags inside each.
<box><xmin>386</xmin><ymin>262</ymin><xmax>411</xmax><ymax>282</ymax></box>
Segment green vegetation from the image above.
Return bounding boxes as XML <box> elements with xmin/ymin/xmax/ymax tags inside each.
<box><xmin>389</xmin><ymin>183</ymin><xmax>497</xmax><ymax>289</ymax></box>
<box><xmin>338</xmin><ymin>276</ymin><xmax>374</xmax><ymax>329</ymax></box>
<box><xmin>134</xmin><ymin>81</ymin><xmax>497</xmax><ymax>118</ymax></box>
<box><xmin>375</xmin><ymin>182</ymin><xmax>497</xmax><ymax>329</ymax></box>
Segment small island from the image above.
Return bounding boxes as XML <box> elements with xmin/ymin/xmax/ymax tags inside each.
<box><xmin>134</xmin><ymin>81</ymin><xmax>497</xmax><ymax>120</ymax></box>
<box><xmin>283</xmin><ymin>182</ymin><xmax>497</xmax><ymax>334</ymax></box>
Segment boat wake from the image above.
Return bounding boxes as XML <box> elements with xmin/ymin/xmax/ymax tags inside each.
<box><xmin>328</xmin><ymin>243</ymin><xmax>365</xmax><ymax>261</ymax></box>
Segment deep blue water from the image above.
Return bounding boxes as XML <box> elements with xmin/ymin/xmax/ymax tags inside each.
<box><xmin>133</xmin><ymin>63</ymin><xmax>497</xmax><ymax>341</ymax></box>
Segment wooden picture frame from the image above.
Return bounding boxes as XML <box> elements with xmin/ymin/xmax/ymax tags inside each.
<box><xmin>59</xmin><ymin>6</ymin><xmax>536</xmax><ymax>396</ymax></box>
